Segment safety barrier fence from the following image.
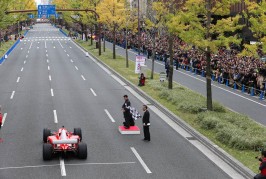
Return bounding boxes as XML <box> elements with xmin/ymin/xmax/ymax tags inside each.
<box><xmin>104</xmin><ymin>39</ymin><xmax>266</xmax><ymax>100</ymax></box>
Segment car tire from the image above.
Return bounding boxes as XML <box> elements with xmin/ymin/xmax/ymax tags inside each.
<box><xmin>78</xmin><ymin>143</ymin><xmax>87</xmax><ymax>159</ymax></box>
<box><xmin>43</xmin><ymin>128</ymin><xmax>51</xmax><ymax>142</ymax></box>
<box><xmin>74</xmin><ymin>128</ymin><xmax>82</xmax><ymax>141</ymax></box>
<box><xmin>43</xmin><ymin>143</ymin><xmax>53</xmax><ymax>160</ymax></box>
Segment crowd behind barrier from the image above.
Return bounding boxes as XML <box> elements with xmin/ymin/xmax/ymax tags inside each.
<box><xmin>102</xmin><ymin>30</ymin><xmax>266</xmax><ymax>100</ymax></box>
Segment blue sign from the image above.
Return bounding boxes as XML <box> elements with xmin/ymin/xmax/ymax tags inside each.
<box><xmin>38</xmin><ymin>5</ymin><xmax>56</xmax><ymax>18</ymax></box>
<box><xmin>28</xmin><ymin>14</ymin><xmax>34</xmax><ymax>19</ymax></box>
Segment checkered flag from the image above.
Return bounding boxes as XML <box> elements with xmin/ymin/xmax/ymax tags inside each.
<box><xmin>130</xmin><ymin>107</ymin><xmax>142</xmax><ymax>120</ymax></box>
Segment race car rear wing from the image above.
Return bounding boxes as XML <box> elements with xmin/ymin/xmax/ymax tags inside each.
<box><xmin>52</xmin><ymin>139</ymin><xmax>78</xmax><ymax>144</ymax></box>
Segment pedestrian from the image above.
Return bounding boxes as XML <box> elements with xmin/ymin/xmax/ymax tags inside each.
<box><xmin>254</xmin><ymin>150</ymin><xmax>266</xmax><ymax>179</ymax></box>
<box><xmin>142</xmin><ymin>105</ymin><xmax>150</xmax><ymax>141</ymax></box>
<box><xmin>122</xmin><ymin>95</ymin><xmax>133</xmax><ymax>129</ymax></box>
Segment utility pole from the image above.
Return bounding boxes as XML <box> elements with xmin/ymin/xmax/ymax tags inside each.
<box><xmin>138</xmin><ymin>0</ymin><xmax>141</xmax><ymax>55</ymax></box>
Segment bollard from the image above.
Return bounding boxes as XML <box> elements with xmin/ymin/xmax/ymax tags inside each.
<box><xmin>5</xmin><ymin>54</ymin><xmax>8</xmax><ymax>59</ymax></box>
<box><xmin>241</xmin><ymin>84</ymin><xmax>245</xmax><ymax>93</ymax></box>
<box><xmin>233</xmin><ymin>82</ymin><xmax>237</xmax><ymax>90</ymax></box>
<box><xmin>201</xmin><ymin>70</ymin><xmax>204</xmax><ymax>77</ymax></box>
<box><xmin>226</xmin><ymin>79</ymin><xmax>229</xmax><ymax>86</ymax></box>
<box><xmin>194</xmin><ymin>68</ymin><xmax>197</xmax><ymax>75</ymax></box>
<box><xmin>260</xmin><ymin>91</ymin><xmax>265</xmax><ymax>100</ymax></box>
<box><xmin>85</xmin><ymin>52</ymin><xmax>89</xmax><ymax>57</ymax></box>
<box><xmin>250</xmin><ymin>87</ymin><xmax>254</xmax><ymax>96</ymax></box>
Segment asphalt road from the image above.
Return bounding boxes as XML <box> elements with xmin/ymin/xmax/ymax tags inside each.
<box><xmin>0</xmin><ymin>24</ymin><xmax>244</xmax><ymax>179</ymax></box>
<box><xmin>104</xmin><ymin>41</ymin><xmax>266</xmax><ymax>125</ymax></box>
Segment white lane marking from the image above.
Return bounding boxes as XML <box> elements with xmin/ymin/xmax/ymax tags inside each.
<box><xmin>64</xmin><ymin>50</ymin><xmax>66</xmax><ymax>52</ymax></box>
<box><xmin>60</xmin><ymin>158</ymin><xmax>66</xmax><ymax>176</ymax></box>
<box><xmin>10</xmin><ymin>91</ymin><xmax>15</xmax><ymax>99</ymax></box>
<box><xmin>104</xmin><ymin>109</ymin><xmax>115</xmax><ymax>122</ymax></box>
<box><xmin>21</xmin><ymin>67</ymin><xmax>23</xmax><ymax>72</ymax></box>
<box><xmin>53</xmin><ymin>110</ymin><xmax>58</xmax><ymax>123</ymax></box>
<box><xmin>58</xmin><ymin>41</ymin><xmax>64</xmax><ymax>48</ymax></box>
<box><xmin>26</xmin><ymin>55</ymin><xmax>28</xmax><ymax>58</ymax></box>
<box><xmin>28</xmin><ymin>51</ymin><xmax>30</xmax><ymax>54</ymax></box>
<box><xmin>37</xmin><ymin>47</ymin><xmax>39</xmax><ymax>49</ymax></box>
<box><xmin>69</xmin><ymin>46</ymin><xmax>72</xmax><ymax>49</ymax></box>
<box><xmin>48</xmin><ymin>66</ymin><xmax>50</xmax><ymax>70</ymax></box>
<box><xmin>16</xmin><ymin>77</ymin><xmax>20</xmax><ymax>83</ymax></box>
<box><xmin>49</xmin><ymin>75</ymin><xmax>52</xmax><ymax>81</ymax></box>
<box><xmin>90</xmin><ymin>88</ymin><xmax>97</xmax><ymax>96</ymax></box>
<box><xmin>45</xmin><ymin>40</ymin><xmax>47</xmax><ymax>48</ymax></box>
<box><xmin>24</xmin><ymin>61</ymin><xmax>26</xmax><ymax>64</ymax></box>
<box><xmin>51</xmin><ymin>89</ymin><xmax>54</xmax><ymax>97</ymax></box>
<box><xmin>81</xmin><ymin>75</ymin><xmax>86</xmax><ymax>81</ymax></box>
<box><xmin>46</xmin><ymin>50</ymin><xmax>48</xmax><ymax>53</ymax></box>
<box><xmin>70</xmin><ymin>59</ymin><xmax>73</xmax><ymax>63</ymax></box>
<box><xmin>67</xmin><ymin>54</ymin><xmax>69</xmax><ymax>57</ymax></box>
<box><xmin>75</xmin><ymin>66</ymin><xmax>79</xmax><ymax>70</ymax></box>
<box><xmin>21</xmin><ymin>48</ymin><xmax>23</xmax><ymax>50</ymax></box>
<box><xmin>66</xmin><ymin>162</ymin><xmax>135</xmax><ymax>166</ymax></box>
<box><xmin>54</xmin><ymin>46</ymin><xmax>55</xmax><ymax>48</ymax></box>
<box><xmin>130</xmin><ymin>147</ymin><xmax>152</xmax><ymax>174</ymax></box>
<box><xmin>46</xmin><ymin>54</ymin><xmax>48</xmax><ymax>57</ymax></box>
<box><xmin>47</xmin><ymin>59</ymin><xmax>49</xmax><ymax>63</ymax></box>
<box><xmin>29</xmin><ymin>42</ymin><xmax>33</xmax><ymax>49</ymax></box>
<box><xmin>1</xmin><ymin>113</ymin><xmax>7</xmax><ymax>126</ymax></box>
<box><xmin>0</xmin><ymin>162</ymin><xmax>135</xmax><ymax>170</ymax></box>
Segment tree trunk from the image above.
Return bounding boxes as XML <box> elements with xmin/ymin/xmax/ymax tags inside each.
<box><xmin>113</xmin><ymin>26</ymin><xmax>116</xmax><ymax>59</ymax></box>
<box><xmin>126</xmin><ymin>28</ymin><xmax>129</xmax><ymax>68</ymax></box>
<box><xmin>151</xmin><ymin>33</ymin><xmax>155</xmax><ymax>79</ymax></box>
<box><xmin>98</xmin><ymin>25</ymin><xmax>101</xmax><ymax>56</ymax></box>
<box><xmin>168</xmin><ymin>33</ymin><xmax>173</xmax><ymax>89</ymax></box>
<box><xmin>103</xmin><ymin>30</ymin><xmax>106</xmax><ymax>52</ymax></box>
<box><xmin>206</xmin><ymin>0</ymin><xmax>213</xmax><ymax>110</ymax></box>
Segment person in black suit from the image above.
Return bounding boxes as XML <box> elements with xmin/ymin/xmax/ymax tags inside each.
<box><xmin>122</xmin><ymin>95</ymin><xmax>133</xmax><ymax>129</ymax></box>
<box><xmin>142</xmin><ymin>105</ymin><xmax>150</xmax><ymax>141</ymax></box>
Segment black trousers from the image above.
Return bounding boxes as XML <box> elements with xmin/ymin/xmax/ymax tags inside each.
<box><xmin>143</xmin><ymin>126</ymin><xmax>150</xmax><ymax>140</ymax></box>
<box><xmin>254</xmin><ymin>174</ymin><xmax>266</xmax><ymax>179</ymax></box>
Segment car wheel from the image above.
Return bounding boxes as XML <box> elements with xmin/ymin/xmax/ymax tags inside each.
<box><xmin>74</xmin><ymin>128</ymin><xmax>82</xmax><ymax>141</ymax></box>
<box><xmin>43</xmin><ymin>128</ymin><xmax>51</xmax><ymax>142</ymax></box>
<box><xmin>43</xmin><ymin>143</ymin><xmax>53</xmax><ymax>160</ymax></box>
<box><xmin>78</xmin><ymin>143</ymin><xmax>87</xmax><ymax>159</ymax></box>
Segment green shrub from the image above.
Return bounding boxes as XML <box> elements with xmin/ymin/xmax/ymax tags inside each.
<box><xmin>159</xmin><ymin>89</ymin><xmax>170</xmax><ymax>99</ymax></box>
<box><xmin>177</xmin><ymin>101</ymin><xmax>205</xmax><ymax>114</ymax></box>
<box><xmin>199</xmin><ymin>116</ymin><xmax>220</xmax><ymax>130</ymax></box>
<box><xmin>213</xmin><ymin>102</ymin><xmax>226</xmax><ymax>113</ymax></box>
<box><xmin>215</xmin><ymin>126</ymin><xmax>235</xmax><ymax>145</ymax></box>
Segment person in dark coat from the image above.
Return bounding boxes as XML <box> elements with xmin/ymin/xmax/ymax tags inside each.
<box><xmin>142</xmin><ymin>105</ymin><xmax>150</xmax><ymax>141</ymax></box>
<box><xmin>254</xmin><ymin>151</ymin><xmax>266</xmax><ymax>179</ymax></box>
<box><xmin>122</xmin><ymin>95</ymin><xmax>134</xmax><ymax>128</ymax></box>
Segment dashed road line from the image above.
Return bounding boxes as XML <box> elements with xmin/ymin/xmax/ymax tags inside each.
<box><xmin>10</xmin><ymin>91</ymin><xmax>15</xmax><ymax>99</ymax></box>
<box><xmin>90</xmin><ymin>88</ymin><xmax>97</xmax><ymax>96</ymax></box>
<box><xmin>67</xmin><ymin>54</ymin><xmax>69</xmax><ymax>57</ymax></box>
<box><xmin>49</xmin><ymin>75</ymin><xmax>51</xmax><ymax>81</ymax></box>
<box><xmin>60</xmin><ymin>158</ymin><xmax>66</xmax><ymax>176</ymax></box>
<box><xmin>81</xmin><ymin>75</ymin><xmax>86</xmax><ymax>81</ymax></box>
<box><xmin>26</xmin><ymin>55</ymin><xmax>28</xmax><ymax>58</ymax></box>
<box><xmin>29</xmin><ymin>42</ymin><xmax>33</xmax><ymax>49</ymax></box>
<box><xmin>51</xmin><ymin>89</ymin><xmax>54</xmax><ymax>97</ymax></box>
<box><xmin>75</xmin><ymin>66</ymin><xmax>79</xmax><ymax>70</ymax></box>
<box><xmin>16</xmin><ymin>77</ymin><xmax>20</xmax><ymax>83</ymax></box>
<box><xmin>130</xmin><ymin>147</ymin><xmax>152</xmax><ymax>174</ymax></box>
<box><xmin>48</xmin><ymin>66</ymin><xmax>50</xmax><ymax>70</ymax></box>
<box><xmin>53</xmin><ymin>110</ymin><xmax>58</xmax><ymax>123</ymax></box>
<box><xmin>45</xmin><ymin>40</ymin><xmax>47</xmax><ymax>48</ymax></box>
<box><xmin>1</xmin><ymin>113</ymin><xmax>7</xmax><ymax>126</ymax></box>
<box><xmin>70</xmin><ymin>59</ymin><xmax>73</xmax><ymax>63</ymax></box>
<box><xmin>21</xmin><ymin>67</ymin><xmax>24</xmax><ymax>72</ymax></box>
<box><xmin>47</xmin><ymin>59</ymin><xmax>49</xmax><ymax>63</ymax></box>
<box><xmin>58</xmin><ymin>41</ymin><xmax>64</xmax><ymax>48</ymax></box>
<box><xmin>104</xmin><ymin>109</ymin><xmax>115</xmax><ymax>122</ymax></box>
<box><xmin>24</xmin><ymin>61</ymin><xmax>26</xmax><ymax>64</ymax></box>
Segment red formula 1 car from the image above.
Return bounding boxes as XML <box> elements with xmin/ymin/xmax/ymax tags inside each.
<box><xmin>43</xmin><ymin>126</ymin><xmax>87</xmax><ymax>160</ymax></box>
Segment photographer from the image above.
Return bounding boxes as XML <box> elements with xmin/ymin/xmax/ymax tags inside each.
<box><xmin>254</xmin><ymin>151</ymin><xmax>266</xmax><ymax>179</ymax></box>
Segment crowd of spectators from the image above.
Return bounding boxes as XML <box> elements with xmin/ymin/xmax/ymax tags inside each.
<box><xmin>103</xmin><ymin>30</ymin><xmax>266</xmax><ymax>93</ymax></box>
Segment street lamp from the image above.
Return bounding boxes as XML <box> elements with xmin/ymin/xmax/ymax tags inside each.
<box><xmin>138</xmin><ymin>0</ymin><xmax>141</xmax><ymax>55</ymax></box>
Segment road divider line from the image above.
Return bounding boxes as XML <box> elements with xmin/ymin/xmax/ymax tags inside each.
<box><xmin>64</xmin><ymin>50</ymin><xmax>66</xmax><ymax>52</ymax></box>
<box><xmin>21</xmin><ymin>67</ymin><xmax>23</xmax><ymax>72</ymax></box>
<box><xmin>67</xmin><ymin>54</ymin><xmax>69</xmax><ymax>57</ymax></box>
<box><xmin>104</xmin><ymin>109</ymin><xmax>115</xmax><ymax>122</ymax></box>
<box><xmin>10</xmin><ymin>91</ymin><xmax>15</xmax><ymax>99</ymax></box>
<box><xmin>48</xmin><ymin>66</ymin><xmax>50</xmax><ymax>71</ymax></box>
<box><xmin>29</xmin><ymin>42</ymin><xmax>33</xmax><ymax>49</ymax></box>
<box><xmin>1</xmin><ymin>113</ymin><xmax>7</xmax><ymax>126</ymax></box>
<box><xmin>16</xmin><ymin>77</ymin><xmax>20</xmax><ymax>83</ymax></box>
<box><xmin>81</xmin><ymin>75</ymin><xmax>86</xmax><ymax>81</ymax></box>
<box><xmin>53</xmin><ymin>110</ymin><xmax>58</xmax><ymax>123</ymax></box>
<box><xmin>70</xmin><ymin>59</ymin><xmax>73</xmax><ymax>63</ymax></box>
<box><xmin>46</xmin><ymin>54</ymin><xmax>48</xmax><ymax>57</ymax></box>
<box><xmin>130</xmin><ymin>147</ymin><xmax>152</xmax><ymax>174</ymax></box>
<box><xmin>24</xmin><ymin>60</ymin><xmax>26</xmax><ymax>64</ymax></box>
<box><xmin>26</xmin><ymin>55</ymin><xmax>28</xmax><ymax>58</ymax></box>
<box><xmin>75</xmin><ymin>66</ymin><xmax>78</xmax><ymax>70</ymax></box>
<box><xmin>49</xmin><ymin>75</ymin><xmax>51</xmax><ymax>81</ymax></box>
<box><xmin>47</xmin><ymin>59</ymin><xmax>49</xmax><ymax>63</ymax></box>
<box><xmin>58</xmin><ymin>41</ymin><xmax>64</xmax><ymax>48</ymax></box>
<box><xmin>28</xmin><ymin>51</ymin><xmax>30</xmax><ymax>54</ymax></box>
<box><xmin>45</xmin><ymin>41</ymin><xmax>47</xmax><ymax>48</ymax></box>
<box><xmin>51</xmin><ymin>89</ymin><xmax>54</xmax><ymax>97</ymax></box>
<box><xmin>60</xmin><ymin>158</ymin><xmax>66</xmax><ymax>176</ymax></box>
<box><xmin>90</xmin><ymin>88</ymin><xmax>97</xmax><ymax>96</ymax></box>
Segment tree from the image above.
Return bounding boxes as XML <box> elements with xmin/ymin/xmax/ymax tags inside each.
<box><xmin>171</xmin><ymin>0</ymin><xmax>243</xmax><ymax>110</ymax></box>
<box><xmin>96</xmin><ymin>0</ymin><xmax>126</xmax><ymax>59</ymax></box>
<box><xmin>240</xmin><ymin>0</ymin><xmax>266</xmax><ymax>57</ymax></box>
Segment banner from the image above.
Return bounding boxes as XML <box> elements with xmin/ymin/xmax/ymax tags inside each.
<box><xmin>135</xmin><ymin>55</ymin><xmax>146</xmax><ymax>74</ymax></box>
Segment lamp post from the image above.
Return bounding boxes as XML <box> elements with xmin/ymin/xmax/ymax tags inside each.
<box><xmin>151</xmin><ymin>27</ymin><xmax>156</xmax><ymax>79</ymax></box>
<box><xmin>138</xmin><ymin>0</ymin><xmax>141</xmax><ymax>55</ymax></box>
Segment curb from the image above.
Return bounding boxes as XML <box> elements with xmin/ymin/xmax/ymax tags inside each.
<box><xmin>0</xmin><ymin>30</ymin><xmax>29</xmax><ymax>64</ymax></box>
<box><xmin>73</xmin><ymin>40</ymin><xmax>255</xmax><ymax>179</ymax></box>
